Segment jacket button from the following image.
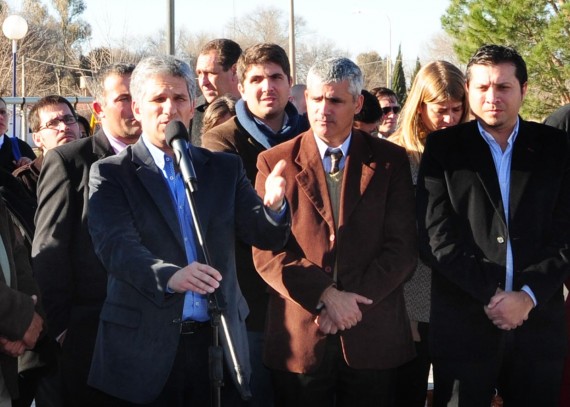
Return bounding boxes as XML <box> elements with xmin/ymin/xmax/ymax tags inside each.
<box><xmin>329</xmin><ymin>234</ymin><xmax>335</xmax><ymax>242</ymax></box>
<box><xmin>324</xmin><ymin>266</ymin><xmax>332</xmax><ymax>273</ymax></box>
<box><xmin>497</xmin><ymin>236</ymin><xmax>505</xmax><ymax>244</ymax></box>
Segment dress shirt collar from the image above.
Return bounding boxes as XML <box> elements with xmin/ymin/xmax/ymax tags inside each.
<box><xmin>142</xmin><ymin>133</ymin><xmax>169</xmax><ymax>176</ymax></box>
<box><xmin>313</xmin><ymin>133</ymin><xmax>352</xmax><ymax>162</ymax></box>
<box><xmin>313</xmin><ymin>133</ymin><xmax>352</xmax><ymax>173</ymax></box>
<box><xmin>252</xmin><ymin>111</ymin><xmax>290</xmax><ymax>135</ymax></box>
<box><xmin>102</xmin><ymin>126</ymin><xmax>129</xmax><ymax>154</ymax></box>
<box><xmin>477</xmin><ymin>117</ymin><xmax>520</xmax><ymax>149</ymax></box>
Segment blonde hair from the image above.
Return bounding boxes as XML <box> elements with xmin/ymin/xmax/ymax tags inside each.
<box><xmin>201</xmin><ymin>95</ymin><xmax>237</xmax><ymax>135</ymax></box>
<box><xmin>392</xmin><ymin>61</ymin><xmax>469</xmax><ymax>164</ymax></box>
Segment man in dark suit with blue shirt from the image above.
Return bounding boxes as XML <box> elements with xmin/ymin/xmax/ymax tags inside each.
<box><xmin>31</xmin><ymin>63</ymin><xmax>141</xmax><ymax>407</ymax></box>
<box><xmin>417</xmin><ymin>44</ymin><xmax>570</xmax><ymax>407</ymax></box>
<box><xmin>87</xmin><ymin>55</ymin><xmax>290</xmax><ymax>406</ymax></box>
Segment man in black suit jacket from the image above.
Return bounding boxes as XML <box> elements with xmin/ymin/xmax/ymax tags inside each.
<box><xmin>87</xmin><ymin>55</ymin><xmax>289</xmax><ymax>406</ymax></box>
<box><xmin>0</xmin><ymin>197</ymin><xmax>43</xmax><ymax>404</ymax></box>
<box><xmin>0</xmin><ymin>98</ymin><xmax>35</xmax><ymax>172</ymax></box>
<box><xmin>31</xmin><ymin>63</ymin><xmax>141</xmax><ymax>406</ymax></box>
<box><xmin>417</xmin><ymin>45</ymin><xmax>570</xmax><ymax>407</ymax></box>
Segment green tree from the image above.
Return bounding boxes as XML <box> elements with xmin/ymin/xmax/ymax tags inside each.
<box><xmin>48</xmin><ymin>0</ymin><xmax>91</xmax><ymax>94</ymax></box>
<box><xmin>442</xmin><ymin>0</ymin><xmax>570</xmax><ymax>118</ymax></box>
<box><xmin>391</xmin><ymin>45</ymin><xmax>407</xmax><ymax>104</ymax></box>
<box><xmin>410</xmin><ymin>57</ymin><xmax>422</xmax><ymax>88</ymax></box>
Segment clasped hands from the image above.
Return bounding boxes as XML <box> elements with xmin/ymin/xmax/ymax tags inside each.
<box><xmin>0</xmin><ymin>295</ymin><xmax>43</xmax><ymax>357</ymax></box>
<box><xmin>314</xmin><ymin>286</ymin><xmax>373</xmax><ymax>335</ymax></box>
<box><xmin>484</xmin><ymin>288</ymin><xmax>534</xmax><ymax>331</ymax></box>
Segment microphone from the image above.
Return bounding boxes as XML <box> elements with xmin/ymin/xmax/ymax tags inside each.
<box><xmin>165</xmin><ymin>120</ymin><xmax>198</xmax><ymax>191</ymax></box>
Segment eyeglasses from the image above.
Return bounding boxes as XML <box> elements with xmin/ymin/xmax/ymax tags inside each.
<box><xmin>381</xmin><ymin>106</ymin><xmax>401</xmax><ymax>115</ymax></box>
<box><xmin>39</xmin><ymin>115</ymin><xmax>77</xmax><ymax>131</ymax></box>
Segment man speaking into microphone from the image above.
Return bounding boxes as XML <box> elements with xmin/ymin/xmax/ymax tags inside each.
<box><xmin>86</xmin><ymin>55</ymin><xmax>290</xmax><ymax>407</ymax></box>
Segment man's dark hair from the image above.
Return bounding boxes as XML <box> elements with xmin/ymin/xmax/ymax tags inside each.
<box><xmin>89</xmin><ymin>63</ymin><xmax>136</xmax><ymax>103</ymax></box>
<box><xmin>355</xmin><ymin>90</ymin><xmax>382</xmax><ymax>124</ymax></box>
<box><xmin>199</xmin><ymin>39</ymin><xmax>242</xmax><ymax>71</ymax></box>
<box><xmin>370</xmin><ymin>86</ymin><xmax>397</xmax><ymax>101</ymax></box>
<box><xmin>29</xmin><ymin>95</ymin><xmax>77</xmax><ymax>133</ymax></box>
<box><xmin>466</xmin><ymin>44</ymin><xmax>527</xmax><ymax>89</ymax></box>
<box><xmin>237</xmin><ymin>43</ymin><xmax>291</xmax><ymax>84</ymax></box>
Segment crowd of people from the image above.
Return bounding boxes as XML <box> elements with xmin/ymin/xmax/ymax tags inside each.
<box><xmin>0</xmin><ymin>38</ymin><xmax>568</xmax><ymax>407</ymax></box>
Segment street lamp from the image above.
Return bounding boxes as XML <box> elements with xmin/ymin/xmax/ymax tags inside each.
<box><xmin>289</xmin><ymin>0</ymin><xmax>296</xmax><ymax>84</ymax></box>
<box><xmin>2</xmin><ymin>14</ymin><xmax>28</xmax><ymax>146</ymax></box>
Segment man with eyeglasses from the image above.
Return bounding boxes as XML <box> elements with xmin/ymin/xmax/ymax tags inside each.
<box><xmin>31</xmin><ymin>63</ymin><xmax>141</xmax><ymax>407</ymax></box>
<box><xmin>370</xmin><ymin>87</ymin><xmax>401</xmax><ymax>139</ymax></box>
<box><xmin>13</xmin><ymin>95</ymin><xmax>80</xmax><ymax>200</ymax></box>
<box><xmin>0</xmin><ymin>97</ymin><xmax>36</xmax><ymax>172</ymax></box>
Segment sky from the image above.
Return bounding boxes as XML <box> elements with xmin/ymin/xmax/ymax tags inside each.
<box><xmin>8</xmin><ymin>0</ymin><xmax>451</xmax><ymax>63</ymax></box>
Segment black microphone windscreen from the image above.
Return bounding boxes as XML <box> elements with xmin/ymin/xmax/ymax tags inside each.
<box><xmin>165</xmin><ymin>121</ymin><xmax>189</xmax><ymax>147</ymax></box>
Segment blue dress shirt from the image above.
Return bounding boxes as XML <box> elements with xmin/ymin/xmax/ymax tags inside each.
<box><xmin>477</xmin><ymin>120</ymin><xmax>537</xmax><ymax>305</ymax></box>
<box><xmin>143</xmin><ymin>135</ymin><xmax>209</xmax><ymax>321</ymax></box>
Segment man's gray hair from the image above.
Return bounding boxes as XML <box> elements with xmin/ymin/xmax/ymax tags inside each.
<box><xmin>130</xmin><ymin>55</ymin><xmax>196</xmax><ymax>104</ymax></box>
<box><xmin>306</xmin><ymin>57</ymin><xmax>363</xmax><ymax>99</ymax></box>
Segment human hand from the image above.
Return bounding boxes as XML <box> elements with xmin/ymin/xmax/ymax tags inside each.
<box><xmin>0</xmin><ymin>337</ymin><xmax>26</xmax><ymax>357</ymax></box>
<box><xmin>13</xmin><ymin>157</ymin><xmax>32</xmax><ymax>168</ymax></box>
<box><xmin>263</xmin><ymin>160</ymin><xmax>287</xmax><ymax>212</ymax></box>
<box><xmin>314</xmin><ymin>309</ymin><xmax>340</xmax><ymax>335</ymax></box>
<box><xmin>22</xmin><ymin>312</ymin><xmax>43</xmax><ymax>349</ymax></box>
<box><xmin>319</xmin><ymin>286</ymin><xmax>373</xmax><ymax>331</ymax></box>
<box><xmin>167</xmin><ymin>262</ymin><xmax>222</xmax><ymax>295</ymax></box>
<box><xmin>484</xmin><ymin>290</ymin><xmax>534</xmax><ymax>330</ymax></box>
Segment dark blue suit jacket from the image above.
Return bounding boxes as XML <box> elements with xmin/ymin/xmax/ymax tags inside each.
<box><xmin>87</xmin><ymin>139</ymin><xmax>290</xmax><ymax>403</ymax></box>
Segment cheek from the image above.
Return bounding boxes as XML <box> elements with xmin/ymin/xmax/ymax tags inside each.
<box><xmin>421</xmin><ymin>112</ymin><xmax>436</xmax><ymax>130</ymax></box>
<box><xmin>451</xmin><ymin>112</ymin><xmax>462</xmax><ymax>124</ymax></box>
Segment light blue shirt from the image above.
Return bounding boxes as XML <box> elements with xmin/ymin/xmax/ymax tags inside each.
<box><xmin>477</xmin><ymin>120</ymin><xmax>536</xmax><ymax>305</ymax></box>
<box><xmin>142</xmin><ymin>134</ymin><xmax>209</xmax><ymax>321</ymax></box>
<box><xmin>313</xmin><ymin>133</ymin><xmax>352</xmax><ymax>172</ymax></box>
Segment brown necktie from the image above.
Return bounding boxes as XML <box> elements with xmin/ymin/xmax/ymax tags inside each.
<box><xmin>327</xmin><ymin>149</ymin><xmax>343</xmax><ymax>175</ymax></box>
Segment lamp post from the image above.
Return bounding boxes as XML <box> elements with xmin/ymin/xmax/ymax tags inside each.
<box><xmin>2</xmin><ymin>14</ymin><xmax>28</xmax><ymax>144</ymax></box>
<box><xmin>288</xmin><ymin>0</ymin><xmax>296</xmax><ymax>85</ymax></box>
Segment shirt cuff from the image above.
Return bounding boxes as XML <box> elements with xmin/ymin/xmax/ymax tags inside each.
<box><xmin>267</xmin><ymin>201</ymin><xmax>287</xmax><ymax>222</ymax></box>
<box><xmin>521</xmin><ymin>285</ymin><xmax>537</xmax><ymax>307</ymax></box>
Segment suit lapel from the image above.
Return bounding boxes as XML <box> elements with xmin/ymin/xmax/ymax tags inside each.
<box><xmin>463</xmin><ymin>123</ymin><xmax>506</xmax><ymax>223</ymax></box>
<box><xmin>509</xmin><ymin>121</ymin><xmax>538</xmax><ymax>221</ymax></box>
<box><xmin>131</xmin><ymin>141</ymin><xmax>185</xmax><ymax>252</ymax></box>
<box><xmin>295</xmin><ymin>132</ymin><xmax>336</xmax><ymax>231</ymax></box>
<box><xmin>340</xmin><ymin>131</ymin><xmax>375</xmax><ymax>227</ymax></box>
<box><xmin>91</xmin><ymin>130</ymin><xmax>115</xmax><ymax>159</ymax></box>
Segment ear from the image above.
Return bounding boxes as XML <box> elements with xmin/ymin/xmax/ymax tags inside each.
<box><xmin>92</xmin><ymin>101</ymin><xmax>104</xmax><ymax>118</ymax></box>
<box><xmin>238</xmin><ymin>83</ymin><xmax>246</xmax><ymax>100</ymax></box>
<box><xmin>354</xmin><ymin>94</ymin><xmax>364</xmax><ymax>115</ymax></box>
<box><xmin>132</xmin><ymin>100</ymin><xmax>142</xmax><ymax>122</ymax></box>
<box><xmin>32</xmin><ymin>132</ymin><xmax>42</xmax><ymax>149</ymax></box>
<box><xmin>521</xmin><ymin>82</ymin><xmax>528</xmax><ymax>100</ymax></box>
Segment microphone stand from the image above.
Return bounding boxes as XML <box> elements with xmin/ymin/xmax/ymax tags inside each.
<box><xmin>174</xmin><ymin>147</ymin><xmax>252</xmax><ymax>407</ymax></box>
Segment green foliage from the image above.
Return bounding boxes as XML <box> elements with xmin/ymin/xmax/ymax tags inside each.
<box><xmin>410</xmin><ymin>57</ymin><xmax>422</xmax><ymax>88</ymax></box>
<box><xmin>356</xmin><ymin>51</ymin><xmax>388</xmax><ymax>89</ymax></box>
<box><xmin>442</xmin><ymin>0</ymin><xmax>570</xmax><ymax>118</ymax></box>
<box><xmin>391</xmin><ymin>45</ymin><xmax>407</xmax><ymax>104</ymax></box>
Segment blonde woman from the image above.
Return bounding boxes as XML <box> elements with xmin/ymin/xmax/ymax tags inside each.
<box><xmin>392</xmin><ymin>60</ymin><xmax>469</xmax><ymax>407</ymax></box>
<box><xmin>201</xmin><ymin>95</ymin><xmax>237</xmax><ymax>135</ymax></box>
